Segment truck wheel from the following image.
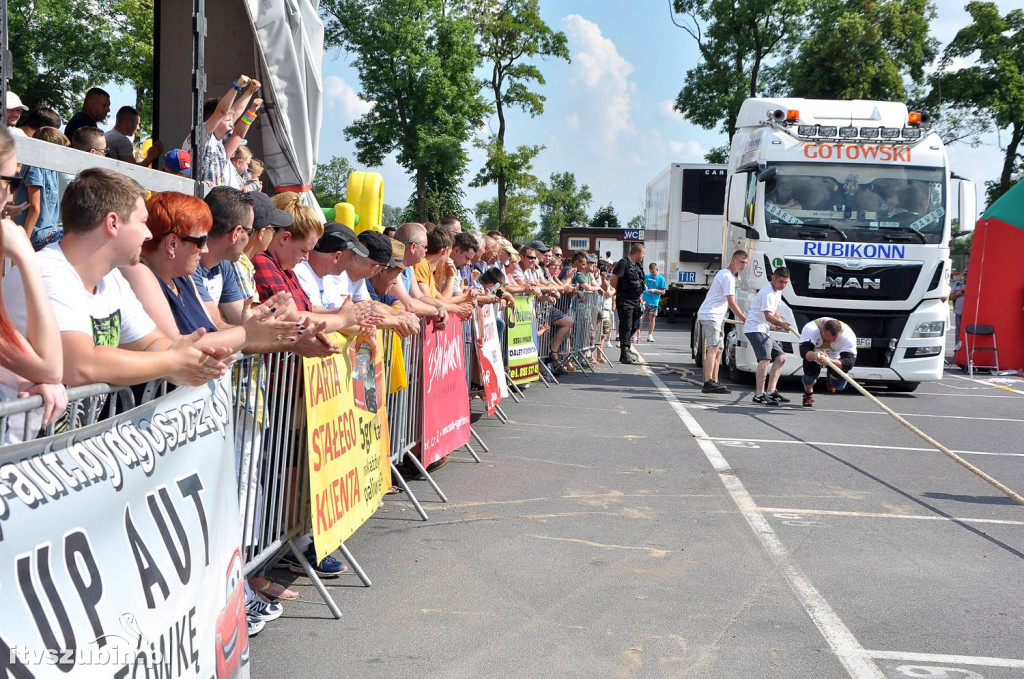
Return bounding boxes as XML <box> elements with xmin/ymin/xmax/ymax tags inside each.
<box><xmin>726</xmin><ymin>343</ymin><xmax>754</xmax><ymax>385</ymax></box>
<box><xmin>691</xmin><ymin>314</ymin><xmax>703</xmax><ymax>367</ymax></box>
<box><xmin>887</xmin><ymin>381</ymin><xmax>920</xmax><ymax>393</ymax></box>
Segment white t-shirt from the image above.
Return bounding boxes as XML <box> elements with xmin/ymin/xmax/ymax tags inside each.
<box><xmin>799</xmin><ymin>319</ymin><xmax>858</xmax><ymax>358</ymax></box>
<box><xmin>295</xmin><ymin>261</ymin><xmax>349</xmax><ymax>311</ymax></box>
<box><xmin>2</xmin><ymin>244</ymin><xmax>155</xmax><ymax>346</ymax></box>
<box><xmin>697</xmin><ymin>268</ymin><xmax>737</xmax><ymax>322</ymax></box>
<box><xmin>743</xmin><ymin>283</ymin><xmax>783</xmax><ymax>334</ymax></box>
<box><xmin>336</xmin><ymin>270</ymin><xmax>371</xmax><ymax>302</ymax></box>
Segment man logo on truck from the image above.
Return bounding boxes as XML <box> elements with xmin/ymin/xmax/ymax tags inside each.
<box><xmin>825</xmin><ymin>276</ymin><xmax>881</xmax><ymax>290</ymax></box>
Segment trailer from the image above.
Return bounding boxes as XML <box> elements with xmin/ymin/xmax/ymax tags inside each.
<box><xmin>644</xmin><ymin>164</ymin><xmax>727</xmax><ymax>322</ymax></box>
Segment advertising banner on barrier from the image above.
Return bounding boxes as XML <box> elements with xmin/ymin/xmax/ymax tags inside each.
<box><xmin>0</xmin><ymin>377</ymin><xmax>249</xmax><ymax>679</ymax></box>
<box><xmin>421</xmin><ymin>317</ymin><xmax>471</xmax><ymax>466</ymax></box>
<box><xmin>507</xmin><ymin>295</ymin><xmax>540</xmax><ymax>385</ymax></box>
<box><xmin>303</xmin><ymin>332</ymin><xmax>393</xmax><ymax>564</ymax></box>
<box><xmin>475</xmin><ymin>304</ymin><xmax>507</xmax><ymax>415</ymax></box>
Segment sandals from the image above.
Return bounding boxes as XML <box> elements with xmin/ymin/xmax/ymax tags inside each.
<box><xmin>250</xmin><ymin>577</ymin><xmax>301</xmax><ymax>601</ymax></box>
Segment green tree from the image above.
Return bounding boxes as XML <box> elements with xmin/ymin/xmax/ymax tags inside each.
<box><xmin>784</xmin><ymin>0</ymin><xmax>937</xmax><ymax>101</ymax></box>
<box><xmin>107</xmin><ymin>0</ymin><xmax>156</xmax><ymax>131</ymax></box>
<box><xmin>590</xmin><ymin>203</ymin><xmax>620</xmax><ymax>229</ymax></box>
<box><xmin>9</xmin><ymin>0</ymin><xmax>118</xmax><ymax>118</ymax></box>
<box><xmin>669</xmin><ymin>0</ymin><xmax>806</xmax><ymax>150</ymax></box>
<box><xmin>929</xmin><ymin>2</ymin><xmax>1024</xmax><ymax>205</ymax></box>
<box><xmin>536</xmin><ymin>171</ymin><xmax>592</xmax><ymax>244</ymax></box>
<box><xmin>311</xmin><ymin>155</ymin><xmax>352</xmax><ymax>209</ymax></box>
<box><xmin>627</xmin><ymin>214</ymin><xmax>645</xmax><ymax>230</ymax></box>
<box><xmin>322</xmin><ymin>0</ymin><xmax>489</xmax><ymax>221</ymax></box>
<box><xmin>475</xmin><ymin>194</ymin><xmax>536</xmax><ymax>241</ymax></box>
<box><xmin>466</xmin><ymin>0</ymin><xmax>569</xmax><ymax>234</ymax></box>
<box><xmin>382</xmin><ymin>204</ymin><xmax>404</xmax><ymax>227</ymax></box>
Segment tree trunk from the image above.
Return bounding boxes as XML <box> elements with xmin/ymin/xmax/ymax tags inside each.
<box><xmin>416</xmin><ymin>166</ymin><xmax>428</xmax><ymax>222</ymax></box>
<box><xmin>496</xmin><ymin>92</ymin><xmax>508</xmax><ymax>236</ymax></box>
<box><xmin>997</xmin><ymin>123</ymin><xmax>1024</xmax><ymax>201</ymax></box>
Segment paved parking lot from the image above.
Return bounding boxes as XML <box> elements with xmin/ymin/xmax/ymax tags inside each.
<box><xmin>252</xmin><ymin>324</ymin><xmax>1024</xmax><ymax>678</ymax></box>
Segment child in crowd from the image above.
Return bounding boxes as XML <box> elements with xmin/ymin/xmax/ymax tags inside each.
<box><xmin>245</xmin><ymin>158</ymin><xmax>264</xmax><ymax>193</ymax></box>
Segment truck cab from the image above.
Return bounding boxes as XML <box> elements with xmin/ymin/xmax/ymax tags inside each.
<box><xmin>722</xmin><ymin>98</ymin><xmax>976</xmax><ymax>390</ymax></box>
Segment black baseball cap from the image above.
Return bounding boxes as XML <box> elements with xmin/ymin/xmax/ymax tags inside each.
<box><xmin>528</xmin><ymin>239</ymin><xmax>550</xmax><ymax>252</ymax></box>
<box><xmin>315</xmin><ymin>222</ymin><xmax>369</xmax><ymax>256</ymax></box>
<box><xmin>358</xmin><ymin>230</ymin><xmax>393</xmax><ymax>264</ymax></box>
<box><xmin>251</xmin><ymin>191</ymin><xmax>293</xmax><ymax>230</ymax></box>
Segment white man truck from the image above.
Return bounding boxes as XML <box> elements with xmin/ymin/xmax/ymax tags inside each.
<box><xmin>716</xmin><ymin>97</ymin><xmax>976</xmax><ymax>391</ymax></box>
<box><xmin>644</xmin><ymin>163</ymin><xmax>728</xmax><ymax>321</ymax></box>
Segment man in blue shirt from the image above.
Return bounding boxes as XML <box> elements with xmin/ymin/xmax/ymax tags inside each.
<box><xmin>642</xmin><ymin>263</ymin><xmax>667</xmax><ymax>342</ymax></box>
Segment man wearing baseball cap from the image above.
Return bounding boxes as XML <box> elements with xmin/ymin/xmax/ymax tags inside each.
<box><xmin>295</xmin><ymin>221</ymin><xmax>371</xmax><ymax>312</ymax></box>
<box><xmin>235</xmin><ymin>192</ymin><xmax>293</xmax><ymax>308</ymax></box>
<box><xmin>163</xmin><ymin>149</ymin><xmax>192</xmax><ymax>177</ymax></box>
<box><xmin>352</xmin><ymin>230</ymin><xmax>420</xmax><ymax>336</ymax></box>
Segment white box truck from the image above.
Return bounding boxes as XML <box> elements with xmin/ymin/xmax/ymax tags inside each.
<box><xmin>644</xmin><ymin>163</ymin><xmax>727</xmax><ymax>321</ymax></box>
<box><xmin>713</xmin><ymin>97</ymin><xmax>976</xmax><ymax>391</ymax></box>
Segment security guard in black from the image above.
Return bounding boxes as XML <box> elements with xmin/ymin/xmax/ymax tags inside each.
<box><xmin>611</xmin><ymin>243</ymin><xmax>645</xmax><ymax>364</ymax></box>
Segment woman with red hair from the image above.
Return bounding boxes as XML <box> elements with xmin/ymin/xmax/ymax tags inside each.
<box><xmin>0</xmin><ymin>125</ymin><xmax>67</xmax><ymax>435</ymax></box>
<box><xmin>120</xmin><ymin>191</ymin><xmax>294</xmax><ymax>352</ymax></box>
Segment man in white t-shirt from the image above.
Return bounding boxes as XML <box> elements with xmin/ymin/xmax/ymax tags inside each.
<box><xmin>294</xmin><ymin>221</ymin><xmax>372</xmax><ymax>312</ymax></box>
<box><xmin>696</xmin><ymin>249</ymin><xmax>748</xmax><ymax>394</ymax></box>
<box><xmin>798</xmin><ymin>317</ymin><xmax>858</xmax><ymax>407</ymax></box>
<box><xmin>742</xmin><ymin>266</ymin><xmax>794</xmax><ymax>405</ymax></box>
<box><xmin>2</xmin><ymin>168</ymin><xmax>230</xmax><ymax>387</ymax></box>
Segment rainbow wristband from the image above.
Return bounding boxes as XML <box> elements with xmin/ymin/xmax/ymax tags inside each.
<box><xmin>241</xmin><ymin>110</ymin><xmax>258</xmax><ymax>125</ymax></box>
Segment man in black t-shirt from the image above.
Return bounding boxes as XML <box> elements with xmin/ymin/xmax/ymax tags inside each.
<box><xmin>63</xmin><ymin>87</ymin><xmax>111</xmax><ymax>140</ymax></box>
<box><xmin>610</xmin><ymin>242</ymin><xmax>645</xmax><ymax>364</ymax></box>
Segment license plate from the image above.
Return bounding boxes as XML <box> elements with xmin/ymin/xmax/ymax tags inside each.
<box><xmin>856</xmin><ymin>338</ymin><xmax>872</xmax><ymax>348</ymax></box>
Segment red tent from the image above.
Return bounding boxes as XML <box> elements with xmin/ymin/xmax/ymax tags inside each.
<box><xmin>954</xmin><ymin>180</ymin><xmax>1024</xmax><ymax>372</ymax></box>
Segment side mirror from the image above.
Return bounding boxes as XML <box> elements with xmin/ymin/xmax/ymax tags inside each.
<box><xmin>957</xmin><ymin>180</ymin><xmax>976</xmax><ymax>234</ymax></box>
<box><xmin>757</xmin><ymin>166</ymin><xmax>778</xmax><ymax>183</ymax></box>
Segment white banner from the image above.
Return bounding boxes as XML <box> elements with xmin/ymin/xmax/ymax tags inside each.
<box><xmin>478</xmin><ymin>304</ymin><xmax>508</xmax><ymax>400</ymax></box>
<box><xmin>0</xmin><ymin>377</ymin><xmax>249</xmax><ymax>679</ymax></box>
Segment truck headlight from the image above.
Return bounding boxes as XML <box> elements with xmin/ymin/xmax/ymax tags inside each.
<box><xmin>911</xmin><ymin>321</ymin><xmax>944</xmax><ymax>338</ymax></box>
<box><xmin>906</xmin><ymin>346</ymin><xmax>942</xmax><ymax>358</ymax></box>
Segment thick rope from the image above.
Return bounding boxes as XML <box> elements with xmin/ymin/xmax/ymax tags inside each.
<box><xmin>719</xmin><ymin>318</ymin><xmax>1024</xmax><ymax>507</ymax></box>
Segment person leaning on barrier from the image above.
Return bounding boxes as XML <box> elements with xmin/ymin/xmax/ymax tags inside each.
<box><xmin>4</xmin><ymin>167</ymin><xmax>232</xmax><ymax>387</ymax></box>
<box><xmin>0</xmin><ymin>125</ymin><xmax>67</xmax><ymax>430</ymax></box>
<box><xmin>439</xmin><ymin>230</ymin><xmax>481</xmax><ymax>307</ymax></box>
<box><xmin>352</xmin><ymin>231</ymin><xmax>420</xmax><ymax>337</ymax></box>
<box><xmin>696</xmin><ymin>249</ymin><xmax>748</xmax><ymax>394</ymax></box>
<box><xmin>366</xmin><ymin>239</ymin><xmax>408</xmax><ymax>305</ymax></box>
<box><xmin>799</xmin><ymin>317</ymin><xmax>857</xmax><ymax>408</ymax></box>
<box><xmin>192</xmin><ymin>187</ymin><xmax>256</xmax><ymax>328</ymax></box>
<box><xmin>610</xmin><ymin>242</ymin><xmax>645</xmax><ymax>364</ymax></box>
<box><xmin>389</xmin><ymin>222</ymin><xmax>450</xmax><ymax>325</ymax></box>
<box><xmin>416</xmin><ymin>226</ymin><xmax>473</xmax><ymax>320</ymax></box>
<box><xmin>118</xmin><ymin>191</ymin><xmax>297</xmax><ymax>354</ymax></box>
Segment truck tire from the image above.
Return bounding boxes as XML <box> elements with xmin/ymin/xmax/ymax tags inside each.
<box><xmin>726</xmin><ymin>341</ymin><xmax>755</xmax><ymax>385</ymax></box>
<box><xmin>887</xmin><ymin>381</ymin><xmax>920</xmax><ymax>393</ymax></box>
<box><xmin>691</xmin><ymin>312</ymin><xmax>703</xmax><ymax>367</ymax></box>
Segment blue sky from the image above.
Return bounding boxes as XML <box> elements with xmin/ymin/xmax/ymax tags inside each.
<box><xmin>318</xmin><ymin>0</ymin><xmax>1013</xmax><ymax>225</ymax></box>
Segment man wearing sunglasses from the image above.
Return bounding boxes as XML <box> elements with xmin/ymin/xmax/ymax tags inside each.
<box><xmin>192</xmin><ymin>187</ymin><xmax>254</xmax><ymax>327</ymax></box>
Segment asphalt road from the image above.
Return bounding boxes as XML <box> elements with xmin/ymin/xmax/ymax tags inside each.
<box><xmin>251</xmin><ymin>323</ymin><xmax>1024</xmax><ymax>679</ymax></box>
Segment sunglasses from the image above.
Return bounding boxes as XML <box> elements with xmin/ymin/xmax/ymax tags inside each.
<box><xmin>525</xmin><ymin>255</ymin><xmax>538</xmax><ymax>260</ymax></box>
<box><xmin>0</xmin><ymin>174</ymin><xmax>22</xmax><ymax>191</ymax></box>
<box><xmin>179</xmin><ymin>234</ymin><xmax>209</xmax><ymax>248</ymax></box>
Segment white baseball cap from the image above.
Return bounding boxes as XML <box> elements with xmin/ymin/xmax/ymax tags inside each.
<box><xmin>5</xmin><ymin>91</ymin><xmax>28</xmax><ymax>111</ymax></box>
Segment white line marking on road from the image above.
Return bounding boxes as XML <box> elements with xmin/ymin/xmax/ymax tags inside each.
<box><xmin>680</xmin><ymin>401</ymin><xmax>1024</xmax><ymax>424</ymax></box>
<box><xmin>864</xmin><ymin>650</ymin><xmax>1024</xmax><ymax>668</ymax></box>
<box><xmin>699</xmin><ymin>437</ymin><xmax>1024</xmax><ymax>459</ymax></box>
<box><xmin>643</xmin><ymin>366</ymin><xmax>885</xmax><ymax>679</ymax></box>
<box><xmin>757</xmin><ymin>507</ymin><xmax>1024</xmax><ymax>527</ymax></box>
<box><xmin>948</xmin><ymin>373</ymin><xmax>1024</xmax><ymax>396</ymax></box>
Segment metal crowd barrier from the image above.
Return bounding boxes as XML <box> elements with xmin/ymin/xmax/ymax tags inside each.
<box><xmin>0</xmin><ymin>383</ymin><xmax>135</xmax><ymax>444</ymax></box>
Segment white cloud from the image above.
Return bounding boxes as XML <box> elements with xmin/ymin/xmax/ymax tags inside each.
<box><xmin>565</xmin><ymin>112</ymin><xmax>579</xmax><ymax>130</ymax></box>
<box><xmin>562</xmin><ymin>14</ymin><xmax>635</xmax><ymax>147</ymax></box>
<box><xmin>324</xmin><ymin>75</ymin><xmax>374</xmax><ymax>122</ymax></box>
<box><xmin>659</xmin><ymin>99</ymin><xmax>682</xmax><ymax>121</ymax></box>
<box><xmin>667</xmin><ymin>139</ymin><xmax>706</xmax><ymax>161</ymax></box>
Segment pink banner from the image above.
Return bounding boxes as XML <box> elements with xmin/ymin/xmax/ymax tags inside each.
<box><xmin>421</xmin><ymin>317</ymin><xmax>472</xmax><ymax>465</ymax></box>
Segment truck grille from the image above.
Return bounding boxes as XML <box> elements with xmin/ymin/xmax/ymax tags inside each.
<box><xmin>783</xmin><ymin>257</ymin><xmax>922</xmax><ymax>302</ymax></box>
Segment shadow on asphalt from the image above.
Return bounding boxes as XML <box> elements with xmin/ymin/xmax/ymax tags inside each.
<box><xmin>922</xmin><ymin>492</ymin><xmax>1020</xmax><ymax>506</ymax></box>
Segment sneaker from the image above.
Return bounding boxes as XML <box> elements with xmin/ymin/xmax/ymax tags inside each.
<box><xmin>280</xmin><ymin>546</ymin><xmax>349</xmax><ymax>578</ymax></box>
<box><xmin>766</xmin><ymin>390</ymin><xmax>790</xmax><ymax>403</ymax></box>
<box><xmin>631</xmin><ymin>336</ymin><xmax>640</xmax><ymax>344</ymax></box>
<box><xmin>247</xmin><ymin>615</ymin><xmax>265</xmax><ymax>637</ymax></box>
<box><xmin>646</xmin><ymin>336</ymin><xmax>655</xmax><ymax>342</ymax></box>
<box><xmin>802</xmin><ymin>393</ymin><xmax>814</xmax><ymax>407</ymax></box>
<box><xmin>246</xmin><ymin>594</ymin><xmax>284</xmax><ymax>622</ymax></box>
<box><xmin>702</xmin><ymin>380</ymin><xmax>730</xmax><ymax>394</ymax></box>
<box><xmin>712</xmin><ymin>381</ymin><xmax>731</xmax><ymax>394</ymax></box>
<box><xmin>752</xmin><ymin>394</ymin><xmax>772</xmax><ymax>405</ymax></box>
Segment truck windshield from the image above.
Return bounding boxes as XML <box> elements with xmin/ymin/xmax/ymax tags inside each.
<box><xmin>762</xmin><ymin>164</ymin><xmax>946</xmax><ymax>244</ymax></box>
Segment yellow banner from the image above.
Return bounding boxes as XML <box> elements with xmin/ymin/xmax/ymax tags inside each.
<box><xmin>304</xmin><ymin>332</ymin><xmax>393</xmax><ymax>563</ymax></box>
